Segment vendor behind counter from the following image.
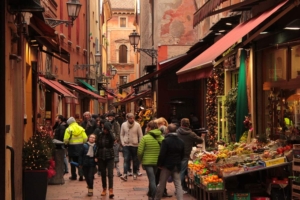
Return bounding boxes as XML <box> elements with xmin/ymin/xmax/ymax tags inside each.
<box><xmin>193</xmin><ymin>128</ymin><xmax>207</xmax><ymax>150</ymax></box>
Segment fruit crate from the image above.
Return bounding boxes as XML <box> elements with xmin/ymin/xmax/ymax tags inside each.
<box><xmin>292</xmin><ymin>182</ymin><xmax>300</xmax><ymax>199</ymax></box>
<box><xmin>229</xmin><ymin>192</ymin><xmax>250</xmax><ymax>200</ymax></box>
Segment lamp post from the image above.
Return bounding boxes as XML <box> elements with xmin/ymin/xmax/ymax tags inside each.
<box><xmin>74</xmin><ymin>51</ymin><xmax>101</xmax><ymax>79</ymax></box>
<box><xmin>95</xmin><ymin>50</ymin><xmax>101</xmax><ymax>75</ymax></box>
<box><xmin>45</xmin><ymin>0</ymin><xmax>82</xmax><ymax>28</ymax></box>
<box><xmin>110</xmin><ymin>65</ymin><xmax>118</xmax><ymax>77</ymax></box>
<box><xmin>129</xmin><ymin>30</ymin><xmax>157</xmax><ymax>63</ymax></box>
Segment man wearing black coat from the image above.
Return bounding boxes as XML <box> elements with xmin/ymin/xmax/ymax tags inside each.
<box><xmin>53</xmin><ymin>115</ymin><xmax>69</xmax><ymax>174</ymax></box>
<box><xmin>81</xmin><ymin>111</ymin><xmax>97</xmax><ymax>136</ymax></box>
<box><xmin>155</xmin><ymin>123</ymin><xmax>185</xmax><ymax>200</ymax></box>
<box><xmin>54</xmin><ymin>115</ymin><xmax>68</xmax><ymax>141</ymax></box>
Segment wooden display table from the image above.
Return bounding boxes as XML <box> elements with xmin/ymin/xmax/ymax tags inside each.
<box><xmin>187</xmin><ymin>161</ymin><xmax>291</xmax><ymax>199</ymax></box>
<box><xmin>187</xmin><ymin>178</ymin><xmax>226</xmax><ymax>200</ymax></box>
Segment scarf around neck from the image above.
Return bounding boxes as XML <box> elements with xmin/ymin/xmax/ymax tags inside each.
<box><xmin>128</xmin><ymin>121</ymin><xmax>134</xmax><ymax>129</ymax></box>
<box><xmin>86</xmin><ymin>142</ymin><xmax>95</xmax><ymax>157</ymax></box>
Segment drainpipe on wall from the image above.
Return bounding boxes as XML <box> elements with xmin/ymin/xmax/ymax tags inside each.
<box><xmin>87</xmin><ymin>0</ymin><xmax>90</xmax><ymax>69</ymax></box>
<box><xmin>86</xmin><ymin>0</ymin><xmax>91</xmax><ymax>113</ymax></box>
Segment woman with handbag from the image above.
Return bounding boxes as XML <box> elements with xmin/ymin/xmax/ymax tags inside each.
<box><xmin>78</xmin><ymin>133</ymin><xmax>97</xmax><ymax>196</ymax></box>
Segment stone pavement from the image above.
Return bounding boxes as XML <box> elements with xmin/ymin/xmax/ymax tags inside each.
<box><xmin>47</xmin><ymin>155</ymin><xmax>196</xmax><ymax>200</ymax></box>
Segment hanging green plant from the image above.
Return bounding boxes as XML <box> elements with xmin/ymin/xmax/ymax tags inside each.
<box><xmin>224</xmin><ymin>87</ymin><xmax>238</xmax><ymax>142</ymax></box>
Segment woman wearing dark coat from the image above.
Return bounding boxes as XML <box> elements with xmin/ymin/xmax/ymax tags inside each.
<box><xmin>78</xmin><ymin>134</ymin><xmax>97</xmax><ymax>196</ymax></box>
<box><xmin>96</xmin><ymin>122</ymin><xmax>115</xmax><ymax>198</ymax></box>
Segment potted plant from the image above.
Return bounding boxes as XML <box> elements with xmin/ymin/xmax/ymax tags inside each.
<box><xmin>22</xmin><ymin>127</ymin><xmax>56</xmax><ymax>200</ymax></box>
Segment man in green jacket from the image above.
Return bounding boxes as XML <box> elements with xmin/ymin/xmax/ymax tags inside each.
<box><xmin>64</xmin><ymin>117</ymin><xmax>88</xmax><ymax>181</ymax></box>
<box><xmin>138</xmin><ymin>120</ymin><xmax>164</xmax><ymax>200</ymax></box>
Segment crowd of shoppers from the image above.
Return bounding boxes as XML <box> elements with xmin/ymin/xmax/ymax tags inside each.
<box><xmin>51</xmin><ymin>110</ymin><xmax>203</xmax><ymax>199</ymax></box>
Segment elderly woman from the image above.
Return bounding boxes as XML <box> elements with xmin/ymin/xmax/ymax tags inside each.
<box><xmin>154</xmin><ymin>117</ymin><xmax>172</xmax><ymax>197</ymax></box>
<box><xmin>155</xmin><ymin>117</ymin><xmax>169</xmax><ymax>136</ymax></box>
<box><xmin>138</xmin><ymin>120</ymin><xmax>164</xmax><ymax>200</ymax></box>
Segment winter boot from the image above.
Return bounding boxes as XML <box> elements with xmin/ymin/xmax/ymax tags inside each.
<box><xmin>109</xmin><ymin>188</ymin><xmax>114</xmax><ymax>198</ymax></box>
<box><xmin>101</xmin><ymin>188</ymin><xmax>107</xmax><ymax>196</ymax></box>
<box><xmin>88</xmin><ymin>189</ymin><xmax>93</xmax><ymax>196</ymax></box>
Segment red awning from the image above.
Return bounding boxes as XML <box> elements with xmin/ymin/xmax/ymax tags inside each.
<box><xmin>176</xmin><ymin>67</ymin><xmax>213</xmax><ymax>83</ymax></box>
<box><xmin>193</xmin><ymin>0</ymin><xmax>228</xmax><ymax>27</ymax></box>
<box><xmin>114</xmin><ymin>90</ymin><xmax>151</xmax><ymax>106</ymax></box>
<box><xmin>39</xmin><ymin>76</ymin><xmax>77</xmax><ymax>103</ymax></box>
<box><xmin>30</xmin><ymin>15</ymin><xmax>57</xmax><ymax>38</ymax></box>
<box><xmin>177</xmin><ymin>1</ymin><xmax>288</xmax><ymax>83</ymax></box>
<box><xmin>107</xmin><ymin>94</ymin><xmax>114</xmax><ymax>100</ymax></box>
<box><xmin>119</xmin><ymin>54</ymin><xmax>188</xmax><ymax>89</ymax></box>
<box><xmin>61</xmin><ymin>81</ymin><xmax>106</xmax><ymax>103</ymax></box>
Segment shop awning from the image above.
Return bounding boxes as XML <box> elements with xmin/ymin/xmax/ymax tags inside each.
<box><xmin>77</xmin><ymin>79</ymin><xmax>98</xmax><ymax>92</ymax></box>
<box><xmin>114</xmin><ymin>90</ymin><xmax>151</xmax><ymax>106</ymax></box>
<box><xmin>39</xmin><ymin>76</ymin><xmax>77</xmax><ymax>103</ymax></box>
<box><xmin>107</xmin><ymin>94</ymin><xmax>114</xmax><ymax>100</ymax></box>
<box><xmin>177</xmin><ymin>0</ymin><xmax>289</xmax><ymax>83</ymax></box>
<box><xmin>9</xmin><ymin>0</ymin><xmax>44</xmax><ymax>12</ymax></box>
<box><xmin>119</xmin><ymin>53</ymin><xmax>191</xmax><ymax>89</ymax></box>
<box><xmin>30</xmin><ymin>15</ymin><xmax>57</xmax><ymax>38</ymax></box>
<box><xmin>177</xmin><ymin>67</ymin><xmax>213</xmax><ymax>83</ymax></box>
<box><xmin>59</xmin><ymin>81</ymin><xmax>106</xmax><ymax>103</ymax></box>
<box><xmin>193</xmin><ymin>0</ymin><xmax>263</xmax><ymax>27</ymax></box>
<box><xmin>36</xmin><ymin>37</ymin><xmax>70</xmax><ymax>64</ymax></box>
<box><xmin>193</xmin><ymin>0</ymin><xmax>228</xmax><ymax>27</ymax></box>
<box><xmin>118</xmin><ymin>70</ymin><xmax>161</xmax><ymax>89</ymax></box>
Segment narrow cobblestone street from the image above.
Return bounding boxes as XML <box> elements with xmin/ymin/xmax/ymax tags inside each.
<box><xmin>47</xmin><ymin>155</ymin><xmax>196</xmax><ymax>200</ymax></box>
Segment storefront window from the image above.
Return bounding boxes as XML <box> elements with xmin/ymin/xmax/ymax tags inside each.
<box><xmin>291</xmin><ymin>44</ymin><xmax>300</xmax><ymax>79</ymax></box>
<box><xmin>231</xmin><ymin>70</ymin><xmax>239</xmax><ymax>88</ymax></box>
<box><xmin>264</xmin><ymin>48</ymin><xmax>287</xmax><ymax>81</ymax></box>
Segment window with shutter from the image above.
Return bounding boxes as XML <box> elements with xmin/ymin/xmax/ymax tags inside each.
<box><xmin>119</xmin><ymin>45</ymin><xmax>127</xmax><ymax>63</ymax></box>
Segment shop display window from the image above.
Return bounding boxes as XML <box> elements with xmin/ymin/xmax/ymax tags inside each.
<box><xmin>291</xmin><ymin>44</ymin><xmax>300</xmax><ymax>79</ymax></box>
<box><xmin>263</xmin><ymin>48</ymin><xmax>287</xmax><ymax>81</ymax></box>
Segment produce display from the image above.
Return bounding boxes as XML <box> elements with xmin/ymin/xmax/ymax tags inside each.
<box><xmin>188</xmin><ymin>139</ymin><xmax>292</xmax><ymax>191</ymax></box>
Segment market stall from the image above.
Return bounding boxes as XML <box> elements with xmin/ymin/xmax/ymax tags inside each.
<box><xmin>187</xmin><ymin>139</ymin><xmax>294</xmax><ymax>200</ymax></box>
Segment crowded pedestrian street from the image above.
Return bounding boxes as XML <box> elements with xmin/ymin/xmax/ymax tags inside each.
<box><xmin>46</xmin><ymin>155</ymin><xmax>196</xmax><ymax>200</ymax></box>
<box><xmin>2</xmin><ymin>0</ymin><xmax>300</xmax><ymax>199</ymax></box>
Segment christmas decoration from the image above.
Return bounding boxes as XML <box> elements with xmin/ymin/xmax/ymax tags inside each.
<box><xmin>239</xmin><ymin>115</ymin><xmax>253</xmax><ymax>142</ymax></box>
<box><xmin>224</xmin><ymin>87</ymin><xmax>238</xmax><ymax>142</ymax></box>
<box><xmin>23</xmin><ymin>127</ymin><xmax>56</xmax><ymax>173</ymax></box>
<box><xmin>206</xmin><ymin>65</ymin><xmax>224</xmax><ymax>147</ymax></box>
<box><xmin>137</xmin><ymin>108</ymin><xmax>153</xmax><ymax>128</ymax></box>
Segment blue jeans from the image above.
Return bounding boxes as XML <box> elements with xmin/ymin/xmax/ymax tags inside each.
<box><xmin>180</xmin><ymin>158</ymin><xmax>189</xmax><ymax>191</ymax></box>
<box><xmin>143</xmin><ymin>165</ymin><xmax>157</xmax><ymax>198</ymax></box>
<box><xmin>123</xmin><ymin>146</ymin><xmax>138</xmax><ymax>175</ymax></box>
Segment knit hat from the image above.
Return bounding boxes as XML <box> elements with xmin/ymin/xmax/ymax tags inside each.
<box><xmin>103</xmin><ymin>122</ymin><xmax>112</xmax><ymax>131</ymax></box>
<box><xmin>67</xmin><ymin>117</ymin><xmax>76</xmax><ymax>125</ymax></box>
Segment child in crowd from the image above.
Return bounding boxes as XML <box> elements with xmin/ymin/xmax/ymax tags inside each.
<box><xmin>79</xmin><ymin>134</ymin><xmax>97</xmax><ymax>197</ymax></box>
<box><xmin>113</xmin><ymin>139</ymin><xmax>122</xmax><ymax>177</ymax></box>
